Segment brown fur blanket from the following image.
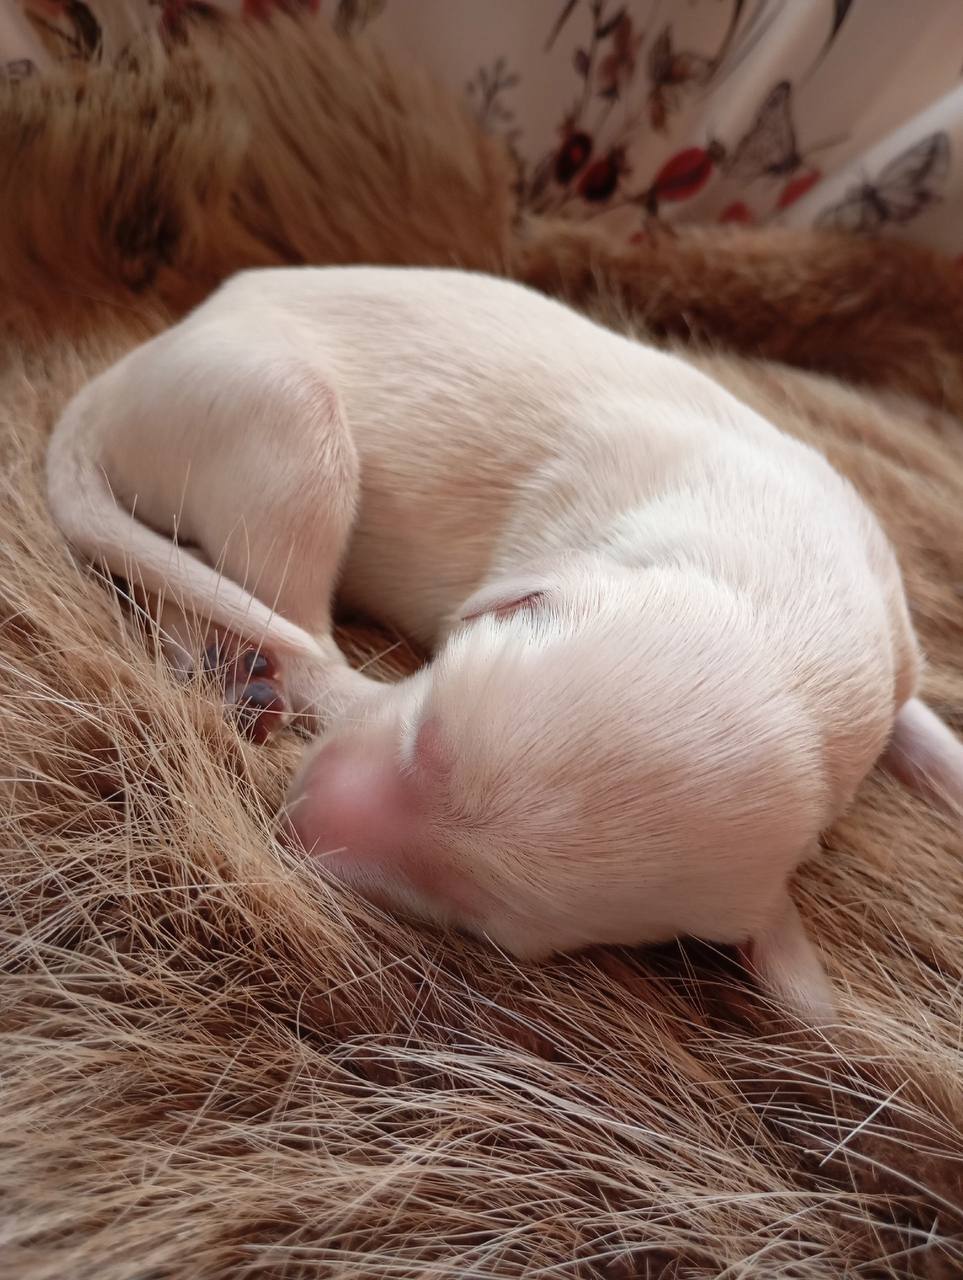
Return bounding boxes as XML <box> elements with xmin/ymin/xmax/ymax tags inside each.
<box><xmin>2</xmin><ymin>13</ymin><xmax>962</xmax><ymax>1279</ymax></box>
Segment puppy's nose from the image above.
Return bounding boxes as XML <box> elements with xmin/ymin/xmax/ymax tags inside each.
<box><xmin>284</xmin><ymin>730</ymin><xmax>484</xmax><ymax>929</ymax></box>
<box><xmin>284</xmin><ymin>735</ymin><xmax>417</xmax><ymax>866</ymax></box>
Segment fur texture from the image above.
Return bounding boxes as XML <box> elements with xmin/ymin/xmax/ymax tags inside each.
<box><xmin>3</xmin><ymin>11</ymin><xmax>963</xmax><ymax>1279</ymax></box>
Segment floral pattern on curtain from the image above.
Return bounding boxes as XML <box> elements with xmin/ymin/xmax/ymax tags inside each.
<box><xmin>5</xmin><ymin>0</ymin><xmax>963</xmax><ymax>256</ymax></box>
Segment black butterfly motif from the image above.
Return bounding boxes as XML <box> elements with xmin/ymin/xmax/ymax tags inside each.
<box><xmin>723</xmin><ymin>81</ymin><xmax>803</xmax><ymax>181</ymax></box>
<box><xmin>646</xmin><ymin>24</ymin><xmax>713</xmax><ymax>133</ymax></box>
<box><xmin>815</xmin><ymin>132</ymin><xmax>951</xmax><ymax>233</ymax></box>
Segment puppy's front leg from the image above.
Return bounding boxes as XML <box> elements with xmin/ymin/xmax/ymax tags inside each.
<box><xmin>153</xmin><ymin>589</ymin><xmax>379</xmax><ymax>743</ymax></box>
<box><xmin>154</xmin><ymin>596</ymin><xmax>289</xmax><ymax>743</ymax></box>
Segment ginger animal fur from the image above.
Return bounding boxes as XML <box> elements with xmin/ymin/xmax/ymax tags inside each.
<box><xmin>3</xmin><ymin>10</ymin><xmax>963</xmax><ymax>1278</ymax></box>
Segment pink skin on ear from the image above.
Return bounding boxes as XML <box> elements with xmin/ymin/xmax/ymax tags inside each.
<box><xmin>407</xmin><ymin>714</ymin><xmax>452</xmax><ymax>779</ymax></box>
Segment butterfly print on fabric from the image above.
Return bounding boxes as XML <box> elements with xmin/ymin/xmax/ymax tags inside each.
<box><xmin>723</xmin><ymin>81</ymin><xmax>805</xmax><ymax>181</ymax></box>
<box><xmin>596</xmin><ymin>11</ymin><xmax>643</xmax><ymax>99</ymax></box>
<box><xmin>816</xmin><ymin>132</ymin><xmax>951</xmax><ymax>232</ymax></box>
<box><xmin>646</xmin><ymin>24</ymin><xmax>713</xmax><ymax>133</ymax></box>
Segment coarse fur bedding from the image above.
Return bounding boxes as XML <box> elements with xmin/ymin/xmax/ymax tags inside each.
<box><xmin>2</xmin><ymin>12</ymin><xmax>962</xmax><ymax>1279</ymax></box>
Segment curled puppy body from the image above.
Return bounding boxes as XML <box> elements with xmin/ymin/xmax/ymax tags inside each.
<box><xmin>46</xmin><ymin>267</ymin><xmax>963</xmax><ymax>1020</ymax></box>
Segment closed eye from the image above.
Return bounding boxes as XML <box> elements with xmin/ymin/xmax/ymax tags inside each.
<box><xmin>461</xmin><ymin>590</ymin><xmax>546</xmax><ymax>624</ymax></box>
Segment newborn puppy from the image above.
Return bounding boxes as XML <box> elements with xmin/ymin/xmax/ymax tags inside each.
<box><xmin>46</xmin><ymin>266</ymin><xmax>963</xmax><ymax>1020</ymax></box>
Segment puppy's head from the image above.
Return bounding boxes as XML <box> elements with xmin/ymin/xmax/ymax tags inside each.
<box><xmin>285</xmin><ymin>557</ymin><xmax>835</xmax><ymax>1018</ymax></box>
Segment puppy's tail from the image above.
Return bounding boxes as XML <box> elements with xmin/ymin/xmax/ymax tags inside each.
<box><xmin>882</xmin><ymin>697</ymin><xmax>963</xmax><ymax>819</ymax></box>
<box><xmin>46</xmin><ymin>418</ymin><xmax>325</xmax><ymax>664</ymax></box>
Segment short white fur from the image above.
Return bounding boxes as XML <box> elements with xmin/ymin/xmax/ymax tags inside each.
<box><xmin>46</xmin><ymin>266</ymin><xmax>963</xmax><ymax>1021</ymax></box>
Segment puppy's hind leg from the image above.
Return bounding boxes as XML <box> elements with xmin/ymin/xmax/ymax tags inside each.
<box><xmin>56</xmin><ymin>313</ymin><xmax>386</xmax><ymax>737</ymax></box>
<box><xmin>179</xmin><ymin>349</ymin><xmax>384</xmax><ymax>730</ymax></box>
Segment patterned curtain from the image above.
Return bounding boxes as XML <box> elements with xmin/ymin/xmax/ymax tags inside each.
<box><xmin>6</xmin><ymin>0</ymin><xmax>963</xmax><ymax>257</ymax></box>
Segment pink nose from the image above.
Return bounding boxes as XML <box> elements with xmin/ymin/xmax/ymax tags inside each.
<box><xmin>284</xmin><ymin>735</ymin><xmax>418</xmax><ymax>867</ymax></box>
<box><xmin>285</xmin><ymin>729</ymin><xmax>487</xmax><ymax>928</ymax></box>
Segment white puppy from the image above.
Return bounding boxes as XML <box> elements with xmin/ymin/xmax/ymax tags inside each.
<box><xmin>46</xmin><ymin>266</ymin><xmax>963</xmax><ymax>1019</ymax></box>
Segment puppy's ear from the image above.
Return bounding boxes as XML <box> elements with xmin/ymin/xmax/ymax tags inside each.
<box><xmin>457</xmin><ymin>575</ymin><xmax>549</xmax><ymax>623</ymax></box>
<box><xmin>741</xmin><ymin>896</ymin><xmax>835</xmax><ymax>1023</ymax></box>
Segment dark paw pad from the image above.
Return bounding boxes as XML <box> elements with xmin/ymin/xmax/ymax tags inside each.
<box><xmin>197</xmin><ymin>631</ymin><xmax>286</xmax><ymax>741</ymax></box>
<box><xmin>231</xmin><ymin>678</ymin><xmax>288</xmax><ymax>744</ymax></box>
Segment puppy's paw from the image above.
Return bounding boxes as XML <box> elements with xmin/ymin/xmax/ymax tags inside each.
<box><xmin>229</xmin><ymin>675</ymin><xmax>288</xmax><ymax>745</ymax></box>
<box><xmin>201</xmin><ymin>633</ymin><xmax>290</xmax><ymax>743</ymax></box>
